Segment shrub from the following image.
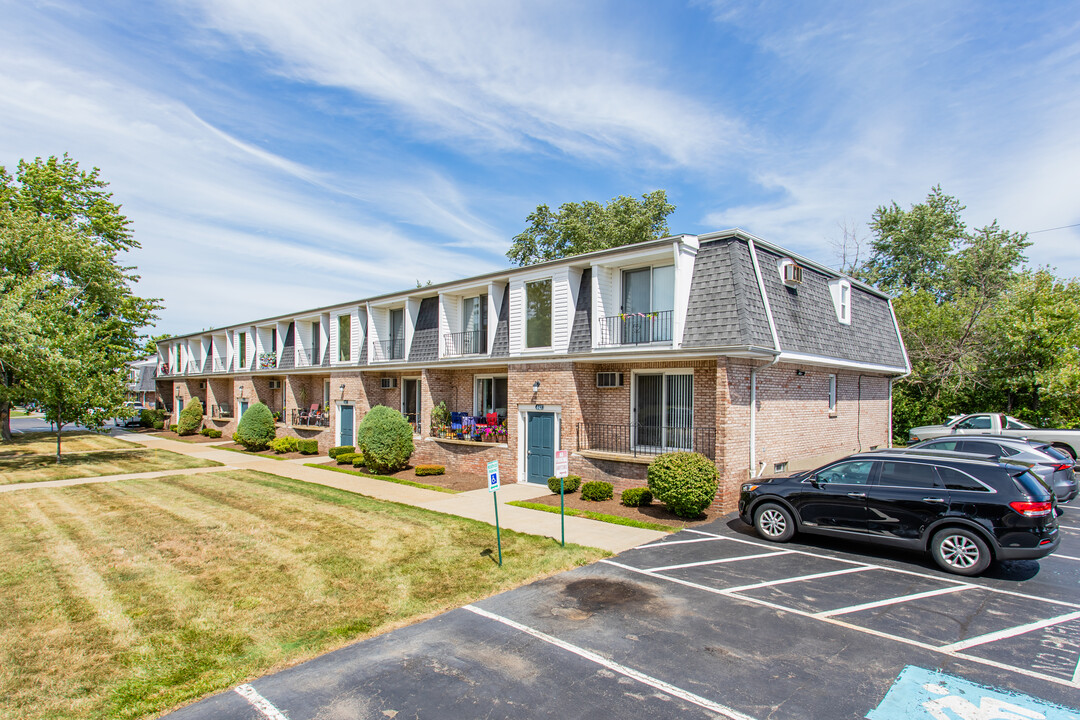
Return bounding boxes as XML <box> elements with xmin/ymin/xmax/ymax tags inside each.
<box><xmin>336</xmin><ymin>452</ymin><xmax>359</xmax><ymax>465</ymax></box>
<box><xmin>232</xmin><ymin>431</ymin><xmax>240</xmax><ymax>443</ymax></box>
<box><xmin>581</xmin><ymin>480</ymin><xmax>614</xmax><ymax>502</ymax></box>
<box><xmin>177</xmin><ymin>398</ymin><xmax>203</xmax><ymax>436</ymax></box>
<box><xmin>297</xmin><ymin>439</ymin><xmax>318</xmax><ymax>455</ymax></box>
<box><xmin>351</xmin><ymin>454</ymin><xmax>367</xmax><ymax>468</ymax></box>
<box><xmin>415</xmin><ymin>464</ymin><xmax>445</xmax><ymax>476</ymax></box>
<box><xmin>207</xmin><ymin>429</ymin><xmax>222</xmax><ymax>438</ymax></box>
<box><xmin>270</xmin><ymin>437</ymin><xmax>299</xmax><ymax>454</ymax></box>
<box><xmin>153</xmin><ymin>420</ymin><xmax>164</xmax><ymax>430</ymax></box>
<box><xmin>547</xmin><ymin>475</ymin><xmax>582</xmax><ymax>494</ymax></box>
<box><xmin>235</xmin><ymin>402</ymin><xmax>276</xmax><ymax>451</ymax></box>
<box><xmin>328</xmin><ymin>445</ymin><xmax>355</xmax><ymax>459</ymax></box>
<box><xmin>199</xmin><ymin>428</ymin><xmax>210</xmax><ymax>436</ymax></box>
<box><xmin>169</xmin><ymin>424</ymin><xmax>178</xmax><ymax>433</ymax></box>
<box><xmin>139</xmin><ymin>408</ymin><xmax>165</xmax><ymax>428</ymax></box>
<box><xmin>356</xmin><ymin>405</ymin><xmax>414</xmax><ymax>473</ymax></box>
<box><xmin>621</xmin><ymin>487</ymin><xmax>653</xmax><ymax>507</ymax></box>
<box><xmin>647</xmin><ymin>452</ymin><xmax>719</xmax><ymax>518</ymax></box>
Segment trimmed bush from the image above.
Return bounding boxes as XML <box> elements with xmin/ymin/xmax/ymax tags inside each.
<box><xmin>415</xmin><ymin>464</ymin><xmax>445</xmax><ymax>476</ymax></box>
<box><xmin>199</xmin><ymin>428</ymin><xmax>210</xmax><ymax>436</ymax></box>
<box><xmin>581</xmin><ymin>480</ymin><xmax>614</xmax><ymax>502</ymax></box>
<box><xmin>169</xmin><ymin>424</ymin><xmax>178</xmax><ymax>433</ymax></box>
<box><xmin>153</xmin><ymin>420</ymin><xmax>164</xmax><ymax>430</ymax></box>
<box><xmin>328</xmin><ymin>445</ymin><xmax>355</xmax><ymax>459</ymax></box>
<box><xmin>297</xmin><ymin>439</ymin><xmax>318</xmax><ymax>455</ymax></box>
<box><xmin>351</xmin><ymin>454</ymin><xmax>367</xmax><ymax>468</ymax></box>
<box><xmin>336</xmin><ymin>452</ymin><xmax>359</xmax><ymax>465</ymax></box>
<box><xmin>235</xmin><ymin>402</ymin><xmax>276</xmax><ymax>451</ymax></box>
<box><xmin>270</xmin><ymin>436</ymin><xmax>299</xmax><ymax>454</ymax></box>
<box><xmin>356</xmin><ymin>405</ymin><xmax>414</xmax><ymax>473</ymax></box>
<box><xmin>206</xmin><ymin>429</ymin><xmax>222</xmax><ymax>438</ymax></box>
<box><xmin>140</xmin><ymin>408</ymin><xmax>166</xmax><ymax>428</ymax></box>
<box><xmin>177</xmin><ymin>398</ymin><xmax>203</xmax><ymax>436</ymax></box>
<box><xmin>647</xmin><ymin>452</ymin><xmax>719</xmax><ymax>518</ymax></box>
<box><xmin>621</xmin><ymin>487</ymin><xmax>653</xmax><ymax>507</ymax></box>
<box><xmin>547</xmin><ymin>475</ymin><xmax>582</xmax><ymax>494</ymax></box>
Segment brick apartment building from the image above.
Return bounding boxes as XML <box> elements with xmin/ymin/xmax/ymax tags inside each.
<box><xmin>156</xmin><ymin>229</ymin><xmax>909</xmax><ymax>509</ymax></box>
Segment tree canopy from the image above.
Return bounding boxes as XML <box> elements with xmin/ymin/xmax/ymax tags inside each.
<box><xmin>506</xmin><ymin>190</ymin><xmax>674</xmax><ymax>266</ymax></box>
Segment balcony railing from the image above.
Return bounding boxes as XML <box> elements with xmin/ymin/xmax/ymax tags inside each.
<box><xmin>373</xmin><ymin>338</ymin><xmax>405</xmax><ymax>361</ymax></box>
<box><xmin>211</xmin><ymin>360</ymin><xmax>225</xmax><ymax>373</ymax></box>
<box><xmin>597</xmin><ymin>310</ymin><xmax>673</xmax><ymax>346</ymax></box>
<box><xmin>258</xmin><ymin>352</ymin><xmax>277</xmax><ymax>370</ymax></box>
<box><xmin>443</xmin><ymin>330</ymin><xmax>486</xmax><ymax>357</ymax></box>
<box><xmin>576</xmin><ymin>422</ymin><xmax>715</xmax><ymax>460</ymax></box>
<box><xmin>158</xmin><ymin>364</ymin><xmax>171</xmax><ymax>376</ymax></box>
<box><xmin>212</xmin><ymin>404</ymin><xmax>233</xmax><ymax>419</ymax></box>
<box><xmin>291</xmin><ymin>408</ymin><xmax>329</xmax><ymax>428</ymax></box>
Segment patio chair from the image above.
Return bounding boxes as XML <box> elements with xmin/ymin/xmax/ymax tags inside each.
<box><xmin>298</xmin><ymin>403</ymin><xmax>319</xmax><ymax>425</ymax></box>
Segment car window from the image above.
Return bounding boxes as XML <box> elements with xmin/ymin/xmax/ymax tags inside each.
<box><xmin>878</xmin><ymin>461</ymin><xmax>943</xmax><ymax>489</ymax></box>
<box><xmin>955</xmin><ymin>415</ymin><xmax>992</xmax><ymax>430</ymax></box>
<box><xmin>923</xmin><ymin>440</ymin><xmax>960</xmax><ymax>451</ymax></box>
<box><xmin>817</xmin><ymin>461</ymin><xmax>875</xmax><ymax>485</ymax></box>
<box><xmin>937</xmin><ymin>466</ymin><xmax>989</xmax><ymax>492</ymax></box>
<box><xmin>1013</xmin><ymin>471</ymin><xmax>1052</xmax><ymax>500</ymax></box>
<box><xmin>1039</xmin><ymin>445</ymin><xmax>1070</xmax><ymax>462</ymax></box>
<box><xmin>961</xmin><ymin>440</ymin><xmax>1003</xmax><ymax>456</ymax></box>
<box><xmin>1004</xmin><ymin>416</ymin><xmax>1031</xmax><ymax>430</ymax></box>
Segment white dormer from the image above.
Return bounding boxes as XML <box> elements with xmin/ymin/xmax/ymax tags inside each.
<box><xmin>828</xmin><ymin>279</ymin><xmax>852</xmax><ymax>325</ymax></box>
<box><xmin>778</xmin><ymin>257</ymin><xmax>803</xmax><ymax>287</ymax></box>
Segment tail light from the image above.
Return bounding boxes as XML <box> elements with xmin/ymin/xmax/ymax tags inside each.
<box><xmin>1009</xmin><ymin>501</ymin><xmax>1053</xmax><ymax>517</ymax></box>
<box><xmin>1053</xmin><ymin>463</ymin><xmax>1073</xmax><ymax>472</ymax></box>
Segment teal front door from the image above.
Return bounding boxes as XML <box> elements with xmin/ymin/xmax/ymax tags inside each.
<box><xmin>526</xmin><ymin>412</ymin><xmax>555</xmax><ymax>483</ymax></box>
<box><xmin>238</xmin><ymin>399</ymin><xmax>248</xmax><ymax>417</ymax></box>
<box><xmin>339</xmin><ymin>404</ymin><xmax>354</xmax><ymax>447</ymax></box>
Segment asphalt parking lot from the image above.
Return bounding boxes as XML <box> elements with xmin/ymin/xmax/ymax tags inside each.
<box><xmin>167</xmin><ymin>500</ymin><xmax>1080</xmax><ymax>720</ymax></box>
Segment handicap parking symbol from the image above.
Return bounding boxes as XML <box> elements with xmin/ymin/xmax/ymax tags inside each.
<box><xmin>868</xmin><ymin>666</ymin><xmax>1079</xmax><ymax>720</ymax></box>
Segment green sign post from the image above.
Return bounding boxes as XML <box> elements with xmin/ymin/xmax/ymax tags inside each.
<box><xmin>554</xmin><ymin>449</ymin><xmax>569</xmax><ymax>547</ymax></box>
<box><xmin>487</xmin><ymin>460</ymin><xmax>502</xmax><ymax>566</ymax></box>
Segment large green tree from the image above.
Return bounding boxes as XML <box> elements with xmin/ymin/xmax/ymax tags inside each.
<box><xmin>0</xmin><ymin>155</ymin><xmax>160</xmax><ymax>451</ymax></box>
<box><xmin>506</xmin><ymin>190</ymin><xmax>675</xmax><ymax>266</ymax></box>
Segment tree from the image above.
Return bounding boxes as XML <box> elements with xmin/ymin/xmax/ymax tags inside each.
<box><xmin>0</xmin><ymin>155</ymin><xmax>160</xmax><ymax>448</ymax></box>
<box><xmin>143</xmin><ymin>333</ymin><xmax>172</xmax><ymax>356</ymax></box>
<box><xmin>506</xmin><ymin>190</ymin><xmax>675</xmax><ymax>266</ymax></box>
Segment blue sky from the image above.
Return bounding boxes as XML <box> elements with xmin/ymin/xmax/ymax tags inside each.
<box><xmin>2</xmin><ymin>1</ymin><xmax>1078</xmax><ymax>335</ymax></box>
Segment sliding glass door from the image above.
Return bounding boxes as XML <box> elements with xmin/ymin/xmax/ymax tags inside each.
<box><xmin>633</xmin><ymin>372</ymin><xmax>693</xmax><ymax>451</ymax></box>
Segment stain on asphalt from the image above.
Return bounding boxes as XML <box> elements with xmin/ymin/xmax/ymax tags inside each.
<box><xmin>562</xmin><ymin>578</ymin><xmax>656</xmax><ymax>613</ymax></box>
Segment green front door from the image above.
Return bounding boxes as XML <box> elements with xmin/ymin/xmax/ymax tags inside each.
<box><xmin>339</xmin><ymin>404</ymin><xmax>354</xmax><ymax>447</ymax></box>
<box><xmin>239</xmin><ymin>399</ymin><xmax>248</xmax><ymax>417</ymax></box>
<box><xmin>526</xmin><ymin>412</ymin><xmax>555</xmax><ymax>483</ymax></box>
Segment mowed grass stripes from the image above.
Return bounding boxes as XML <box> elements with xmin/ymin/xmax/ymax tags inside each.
<box><xmin>0</xmin><ymin>448</ymin><xmax>222</xmax><ymax>485</ymax></box>
<box><xmin>0</xmin><ymin>470</ymin><xmax>606</xmax><ymax>720</ymax></box>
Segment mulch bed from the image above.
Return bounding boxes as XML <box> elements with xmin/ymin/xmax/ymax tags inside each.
<box><xmin>527</xmin><ymin>491</ymin><xmax>719</xmax><ymax>529</ymax></box>
<box><xmin>143</xmin><ymin>430</ymin><xmax>224</xmax><ymax>444</ymax></box>
<box><xmin>327</xmin><ymin>462</ymin><xmax>488</xmax><ymax>492</ymax></box>
<box><xmin>217</xmin><ymin>443</ymin><xmax>312</xmax><ymax>461</ymax></box>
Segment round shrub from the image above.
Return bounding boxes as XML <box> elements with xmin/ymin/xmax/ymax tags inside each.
<box><xmin>351</xmin><ymin>453</ymin><xmax>367</xmax><ymax>468</ymax></box>
<box><xmin>547</xmin><ymin>475</ymin><xmax>581</xmax><ymax>494</ymax></box>
<box><xmin>621</xmin><ymin>487</ymin><xmax>653</xmax><ymax>507</ymax></box>
<box><xmin>153</xmin><ymin>420</ymin><xmax>164</xmax><ymax>430</ymax></box>
<box><xmin>581</xmin><ymin>480</ymin><xmax>614</xmax><ymax>502</ymax></box>
<box><xmin>235</xmin><ymin>402</ymin><xmax>276</xmax><ymax>451</ymax></box>
<box><xmin>415</xmin><ymin>464</ymin><xmax>445</xmax><ymax>476</ymax></box>
<box><xmin>297</xmin><ymin>439</ymin><xmax>318</xmax><ymax>455</ymax></box>
<box><xmin>177</xmin><ymin>398</ymin><xmax>203</xmax><ymax>436</ymax></box>
<box><xmin>356</xmin><ymin>405</ymin><xmax>414</xmax><ymax>473</ymax></box>
<box><xmin>169</xmin><ymin>424</ymin><xmax>178</xmax><ymax>433</ymax></box>
<box><xmin>329</xmin><ymin>445</ymin><xmax>355</xmax><ymax>459</ymax></box>
<box><xmin>336</xmin><ymin>452</ymin><xmax>359</xmax><ymax>465</ymax></box>
<box><xmin>207</xmin><ymin>429</ymin><xmax>222</xmax><ymax>438</ymax></box>
<box><xmin>270</xmin><ymin>436</ymin><xmax>299</xmax><ymax>454</ymax></box>
<box><xmin>647</xmin><ymin>452</ymin><xmax>719</xmax><ymax>518</ymax></box>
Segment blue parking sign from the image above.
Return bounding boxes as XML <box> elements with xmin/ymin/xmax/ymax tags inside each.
<box><xmin>487</xmin><ymin>460</ymin><xmax>500</xmax><ymax>492</ymax></box>
<box><xmin>869</xmin><ymin>666</ymin><xmax>1079</xmax><ymax>720</ymax></box>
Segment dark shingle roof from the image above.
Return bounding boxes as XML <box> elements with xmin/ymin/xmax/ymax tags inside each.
<box><xmin>490</xmin><ymin>290</ymin><xmax>510</xmax><ymax>357</ymax></box>
<box><xmin>279</xmin><ymin>322</ymin><xmax>295</xmax><ymax>369</ymax></box>
<box><xmin>568</xmin><ymin>269</ymin><xmax>592</xmax><ymax>354</ymax></box>
<box><xmin>408</xmin><ymin>297</ymin><xmax>439</xmax><ymax>363</ymax></box>
<box><xmin>683</xmin><ymin>239</ymin><xmax>772</xmax><ymax>349</ymax></box>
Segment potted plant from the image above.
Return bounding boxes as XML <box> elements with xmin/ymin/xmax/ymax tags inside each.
<box><xmin>430</xmin><ymin>401</ymin><xmax>451</xmax><ymax>438</ymax></box>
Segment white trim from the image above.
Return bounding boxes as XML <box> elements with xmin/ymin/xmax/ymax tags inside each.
<box><xmin>335</xmin><ymin>400</ymin><xmax>355</xmax><ymax>446</ymax></box>
<box><xmin>746</xmin><ymin>238</ymin><xmax>781</xmax><ymax>353</ymax></box>
<box><xmin>888</xmin><ymin>298</ymin><xmax>912</xmax><ymax>377</ymax></box>
<box><xmin>517</xmin><ymin>404</ymin><xmax>561</xmax><ymax>484</ymax></box>
<box><xmin>777</xmin><ymin>351</ymin><xmax>908</xmax><ymax>374</ymax></box>
<box><xmin>629</xmin><ymin>368</ymin><xmax>695</xmax><ymax>453</ymax></box>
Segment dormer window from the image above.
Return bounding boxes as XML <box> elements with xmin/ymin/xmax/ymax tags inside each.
<box><xmin>829</xmin><ymin>279</ymin><xmax>852</xmax><ymax>324</ymax></box>
<box><xmin>778</xmin><ymin>258</ymin><xmax>802</xmax><ymax>287</ymax></box>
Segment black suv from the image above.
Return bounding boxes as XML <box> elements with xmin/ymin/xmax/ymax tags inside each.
<box><xmin>738</xmin><ymin>450</ymin><xmax>1060</xmax><ymax>575</ymax></box>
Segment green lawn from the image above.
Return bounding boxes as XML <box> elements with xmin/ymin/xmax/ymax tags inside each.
<box><xmin>508</xmin><ymin>500</ymin><xmax>680</xmax><ymax>532</ymax></box>
<box><xmin>0</xmin><ymin>470</ymin><xmax>606</xmax><ymax>719</ymax></box>
<box><xmin>0</xmin><ymin>431</ymin><xmax>140</xmax><ymax>456</ymax></box>
<box><xmin>0</xmin><ymin>449</ymin><xmax>221</xmax><ymax>485</ymax></box>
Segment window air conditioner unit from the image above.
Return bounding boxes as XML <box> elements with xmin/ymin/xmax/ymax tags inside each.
<box><xmin>381</xmin><ymin>378</ymin><xmax>398</xmax><ymax>389</ymax></box>
<box><xmin>596</xmin><ymin>372</ymin><xmax>624</xmax><ymax>388</ymax></box>
<box><xmin>268</xmin><ymin>380</ymin><xmax>281</xmax><ymax>390</ymax></box>
<box><xmin>780</xmin><ymin>259</ymin><xmax>803</xmax><ymax>286</ymax></box>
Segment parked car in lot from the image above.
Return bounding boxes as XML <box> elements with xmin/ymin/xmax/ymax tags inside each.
<box><xmin>907</xmin><ymin>413</ymin><xmax>1080</xmax><ymax>460</ymax></box>
<box><xmin>739</xmin><ymin>449</ymin><xmax>1060</xmax><ymax>576</ymax></box>
<box><xmin>115</xmin><ymin>402</ymin><xmax>144</xmax><ymax>427</ymax></box>
<box><xmin>909</xmin><ymin>436</ymin><xmax>1078</xmax><ymax>502</ymax></box>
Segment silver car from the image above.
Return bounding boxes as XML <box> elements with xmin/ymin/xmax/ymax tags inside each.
<box><xmin>909</xmin><ymin>436</ymin><xmax>1077</xmax><ymax>502</ymax></box>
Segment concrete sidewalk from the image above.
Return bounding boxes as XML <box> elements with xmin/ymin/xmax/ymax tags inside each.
<box><xmin>121</xmin><ymin>431</ymin><xmax>666</xmax><ymax>552</ymax></box>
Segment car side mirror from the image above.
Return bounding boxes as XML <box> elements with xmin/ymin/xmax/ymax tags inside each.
<box><xmin>809</xmin><ymin>475</ymin><xmax>821</xmax><ymax>487</ymax></box>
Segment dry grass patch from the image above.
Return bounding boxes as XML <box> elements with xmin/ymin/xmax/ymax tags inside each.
<box><xmin>0</xmin><ymin>431</ymin><xmax>140</xmax><ymax>456</ymax></box>
<box><xmin>0</xmin><ymin>470</ymin><xmax>607</xmax><ymax>719</ymax></box>
<box><xmin>0</xmin><ymin>449</ymin><xmax>222</xmax><ymax>485</ymax></box>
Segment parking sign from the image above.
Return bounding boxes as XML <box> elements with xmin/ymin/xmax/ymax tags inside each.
<box><xmin>554</xmin><ymin>449</ymin><xmax>569</xmax><ymax>478</ymax></box>
<box><xmin>487</xmin><ymin>460</ymin><xmax>500</xmax><ymax>492</ymax></box>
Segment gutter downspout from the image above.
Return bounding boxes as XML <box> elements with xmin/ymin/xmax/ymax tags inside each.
<box><xmin>747</xmin><ymin>238</ymin><xmax>782</xmax><ymax>477</ymax></box>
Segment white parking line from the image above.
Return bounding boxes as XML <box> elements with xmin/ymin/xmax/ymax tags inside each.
<box><xmin>463</xmin><ymin>604</ymin><xmax>759</xmax><ymax>720</ymax></box>
<box><xmin>601</xmin><ymin>559</ymin><xmax>1080</xmax><ymax>690</ymax></box>
<box><xmin>815</xmin><ymin>584</ymin><xmax>974</xmax><ymax>618</ymax></box>
<box><xmin>634</xmin><ymin>536</ymin><xmax>724</xmax><ymax>549</ymax></box>
<box><xmin>1049</xmin><ymin>553</ymin><xmax>1080</xmax><ymax>562</ymax></box>
<box><xmin>939</xmin><ymin>611</ymin><xmax>1080</xmax><ymax>652</ymax></box>
<box><xmin>235</xmin><ymin>684</ymin><xmax>289</xmax><ymax>720</ymax></box>
<box><xmin>1059</xmin><ymin>525</ymin><xmax>1080</xmax><ymax>532</ymax></box>
<box><xmin>646</xmin><ymin>550</ymin><xmax>791</xmax><ymax>573</ymax></box>
<box><xmin>720</xmin><ymin>566</ymin><xmax>875</xmax><ymax>594</ymax></box>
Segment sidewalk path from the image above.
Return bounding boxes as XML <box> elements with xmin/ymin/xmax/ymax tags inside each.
<box><xmin>120</xmin><ymin>431</ymin><xmax>666</xmax><ymax>552</ymax></box>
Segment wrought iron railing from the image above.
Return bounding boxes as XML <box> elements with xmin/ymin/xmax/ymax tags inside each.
<box><xmin>291</xmin><ymin>408</ymin><xmax>329</xmax><ymax>427</ymax></box>
<box><xmin>597</xmin><ymin>309</ymin><xmax>674</xmax><ymax>346</ymax></box>
<box><xmin>212</xmin><ymin>404</ymin><xmax>233</xmax><ymax>419</ymax></box>
<box><xmin>443</xmin><ymin>330</ymin><xmax>486</xmax><ymax>356</ymax></box>
<box><xmin>576</xmin><ymin>423</ymin><xmax>715</xmax><ymax>460</ymax></box>
<box><xmin>374</xmin><ymin>338</ymin><xmax>405</xmax><ymax>361</ymax></box>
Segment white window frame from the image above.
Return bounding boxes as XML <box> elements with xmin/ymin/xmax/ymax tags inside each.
<box><xmin>828</xmin><ymin>279</ymin><xmax>852</xmax><ymax>325</ymax></box>
<box><xmin>629</xmin><ymin>368</ymin><xmax>695</xmax><ymax>452</ymax></box>
<box><xmin>523</xmin><ymin>278</ymin><xmax>553</xmax><ymax>349</ymax></box>
<box><xmin>828</xmin><ymin>374</ymin><xmax>837</xmax><ymax>415</ymax></box>
<box><xmin>473</xmin><ymin>374</ymin><xmax>508</xmax><ymax>417</ymax></box>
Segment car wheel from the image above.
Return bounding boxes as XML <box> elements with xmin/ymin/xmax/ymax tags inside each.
<box><xmin>754</xmin><ymin>503</ymin><xmax>795</xmax><ymax>543</ymax></box>
<box><xmin>931</xmin><ymin>528</ymin><xmax>991</xmax><ymax>576</ymax></box>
